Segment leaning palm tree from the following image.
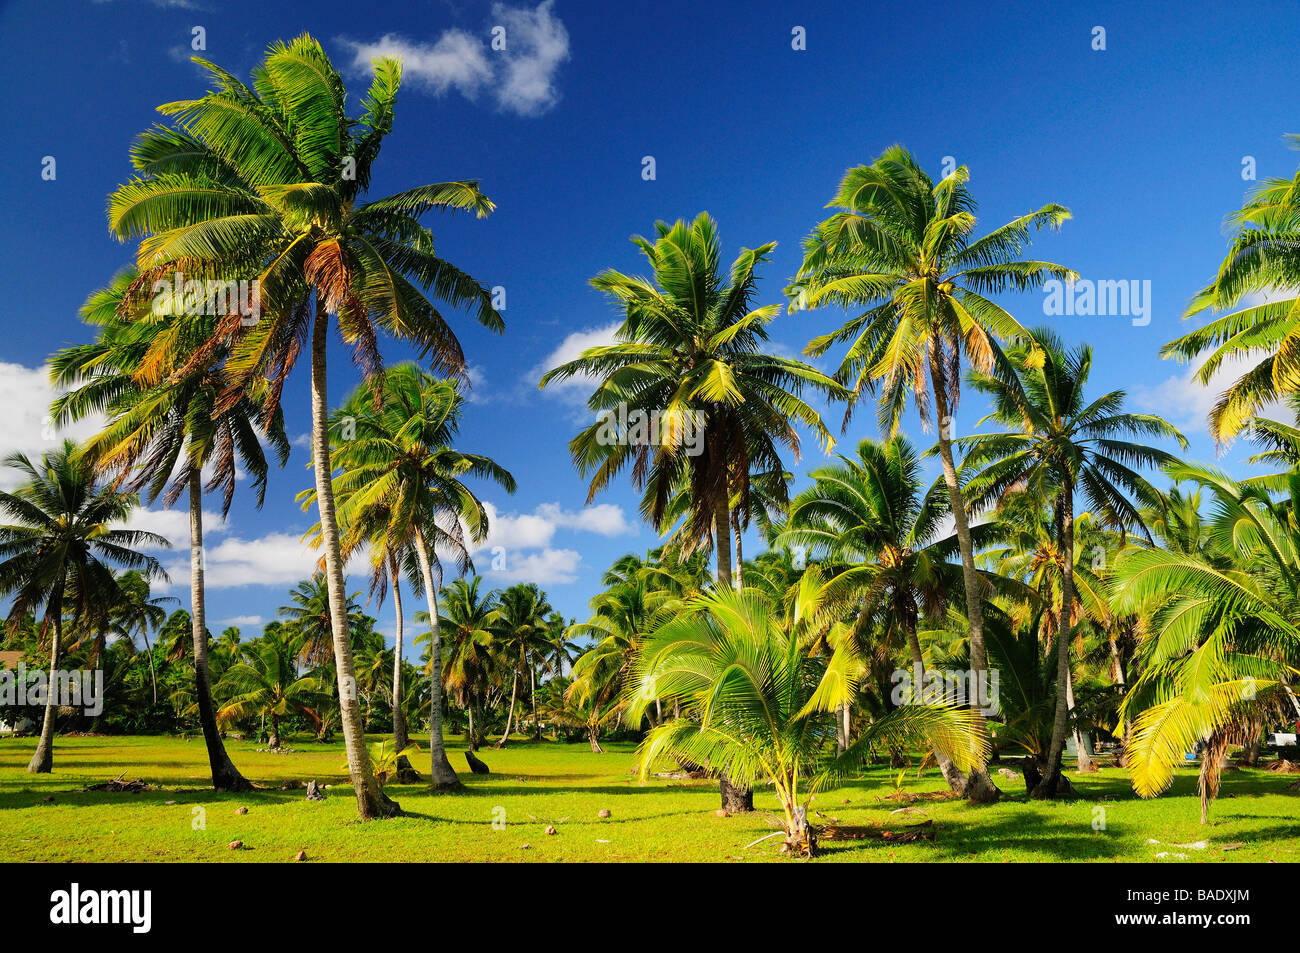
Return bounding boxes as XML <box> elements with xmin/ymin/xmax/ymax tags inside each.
<box><xmin>626</xmin><ymin>586</ymin><xmax>989</xmax><ymax>855</ymax></box>
<box><xmin>107</xmin><ymin>35</ymin><xmax>503</xmax><ymax>819</ymax></box>
<box><xmin>960</xmin><ymin>327</ymin><xmax>1185</xmax><ymax>796</ymax></box>
<box><xmin>1111</xmin><ymin>461</ymin><xmax>1300</xmax><ymax>822</ymax></box>
<box><xmin>0</xmin><ymin>442</ymin><xmax>167</xmax><ymax>772</ymax></box>
<box><xmin>50</xmin><ymin>267</ymin><xmax>286</xmax><ymax>791</ymax></box>
<box><xmin>540</xmin><ymin>212</ymin><xmax>842</xmax><ymax>587</ymax></box>
<box><xmin>307</xmin><ymin>364</ymin><xmax>516</xmax><ymax>787</ymax></box>
<box><xmin>1162</xmin><ymin>147</ymin><xmax>1300</xmax><ymax>442</ymax></box>
<box><xmin>790</xmin><ymin>146</ymin><xmax>1075</xmax><ymax>801</ymax></box>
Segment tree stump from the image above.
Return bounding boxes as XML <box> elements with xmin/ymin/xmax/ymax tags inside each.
<box><xmin>465</xmin><ymin>750</ymin><xmax>491</xmax><ymax>775</ymax></box>
<box><xmin>719</xmin><ymin>776</ymin><xmax>753</xmax><ymax>813</ymax></box>
<box><xmin>305</xmin><ymin>780</ymin><xmax>326</xmax><ymax>801</ymax></box>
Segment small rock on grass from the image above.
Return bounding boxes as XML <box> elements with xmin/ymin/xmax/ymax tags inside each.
<box><xmin>227</xmin><ymin>840</ymin><xmax>242</xmax><ymax>850</ymax></box>
<box><xmin>545</xmin><ymin>825</ymin><xmax>557</xmax><ymax>836</ymax></box>
<box><xmin>597</xmin><ymin>809</ymin><xmax>611</xmax><ymax>818</ymax></box>
<box><xmin>714</xmin><ymin>809</ymin><xmax>729</xmax><ymax>818</ymax></box>
<box><xmin>294</xmin><ymin>850</ymin><xmax>307</xmax><ymax>862</ymax></box>
<box><xmin>235</xmin><ymin>806</ymin><xmax>248</xmax><ymax>815</ymax></box>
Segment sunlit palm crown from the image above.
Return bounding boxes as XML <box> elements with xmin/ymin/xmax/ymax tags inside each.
<box><xmin>791</xmin><ymin>145</ymin><xmax>1075</xmax><ymax>434</ymax></box>
<box><xmin>1165</xmin><ymin>151</ymin><xmax>1300</xmax><ymax>442</ymax></box>
<box><xmin>106</xmin><ymin>34</ymin><xmax>503</xmax><ymax>416</ymax></box>
<box><xmin>539</xmin><ymin>211</ymin><xmax>842</xmax><ymax>547</ymax></box>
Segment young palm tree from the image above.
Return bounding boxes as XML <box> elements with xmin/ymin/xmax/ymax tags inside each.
<box><xmin>217</xmin><ymin>626</ymin><xmax>323</xmax><ymax>749</ymax></box>
<box><xmin>50</xmin><ymin>268</ymin><xmax>286</xmax><ymax>791</ymax></box>
<box><xmin>541</xmin><ymin>611</ymin><xmax>580</xmax><ymax>680</ymax></box>
<box><xmin>540</xmin><ymin>212</ymin><xmax>842</xmax><ymax>587</ymax></box>
<box><xmin>627</xmin><ymin>586</ymin><xmax>989</xmax><ymax>855</ymax></box>
<box><xmin>1111</xmin><ymin>461</ymin><xmax>1300</xmax><ymax>821</ymax></box>
<box><xmin>310</xmin><ymin>364</ymin><xmax>516</xmax><ymax>787</ymax></box>
<box><xmin>278</xmin><ymin>576</ymin><xmax>364</xmax><ymax>669</ymax></box>
<box><xmin>491</xmin><ymin>583</ymin><xmax>553</xmax><ymax>745</ymax></box>
<box><xmin>107</xmin><ymin>35</ymin><xmax>504</xmax><ymax>819</ymax></box>
<box><xmin>1163</xmin><ymin>153</ymin><xmax>1300</xmax><ymax>442</ymax></box>
<box><xmin>0</xmin><ymin>442</ymin><xmax>166</xmax><ymax>771</ymax></box>
<box><xmin>791</xmin><ymin>146</ymin><xmax>1075</xmax><ymax>802</ymax></box>
<box><xmin>778</xmin><ymin>434</ymin><xmax>985</xmax><ymax>792</ymax></box>
<box><xmin>960</xmin><ymin>328</ymin><xmax>1185</xmax><ymax>796</ymax></box>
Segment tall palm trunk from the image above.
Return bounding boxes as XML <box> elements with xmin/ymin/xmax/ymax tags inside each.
<box><xmin>27</xmin><ymin>590</ymin><xmax>62</xmax><ymax>774</ymax></box>
<box><xmin>1108</xmin><ymin>631</ymin><xmax>1130</xmax><ymax>764</ymax></box>
<box><xmin>188</xmin><ymin>472</ymin><xmax>250</xmax><ymax>792</ymax></box>
<box><xmin>712</xmin><ymin>487</ymin><xmax>752</xmax><ymax>810</ymax></box>
<box><xmin>529</xmin><ymin>651</ymin><xmax>541</xmax><ymax>741</ymax></box>
<box><xmin>310</xmin><ymin>304</ymin><xmax>396</xmax><ymax>819</ymax></box>
<box><xmin>497</xmin><ymin>671</ymin><xmax>518</xmax><ymax>748</ymax></box>
<box><xmin>733</xmin><ymin>521</ymin><xmax>744</xmax><ymax>590</ymax></box>
<box><xmin>413</xmin><ymin>526</ymin><xmax>461</xmax><ymax>789</ymax></box>
<box><xmin>1035</xmin><ymin>482</ymin><xmax>1076</xmax><ymax>798</ymax></box>
<box><xmin>1066</xmin><ymin>665</ymin><xmax>1095</xmax><ymax>772</ymax></box>
<box><xmin>389</xmin><ymin>561</ymin><xmax>419</xmax><ymax>782</ymax></box>
<box><xmin>928</xmin><ymin>360</ymin><xmax>999</xmax><ymax>803</ymax></box>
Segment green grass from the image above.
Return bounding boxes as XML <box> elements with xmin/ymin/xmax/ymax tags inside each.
<box><xmin>1</xmin><ymin>733</ymin><xmax>1296</xmax><ymax>862</ymax></box>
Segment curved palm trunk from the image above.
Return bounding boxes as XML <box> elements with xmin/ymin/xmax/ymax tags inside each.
<box><xmin>27</xmin><ymin>592</ymin><xmax>62</xmax><ymax>774</ymax></box>
<box><xmin>188</xmin><ymin>473</ymin><xmax>251</xmax><ymax>792</ymax></box>
<box><xmin>310</xmin><ymin>305</ymin><xmax>396</xmax><ymax>819</ymax></box>
<box><xmin>1034</xmin><ymin>483</ymin><xmax>1076</xmax><ymax>798</ymax></box>
<box><xmin>1066</xmin><ymin>666</ymin><xmax>1095</xmax><ymax>772</ymax></box>
<box><xmin>389</xmin><ymin>562</ymin><xmax>419</xmax><ymax>782</ymax></box>
<box><xmin>496</xmin><ymin>671</ymin><xmax>518</xmax><ymax>748</ymax></box>
<box><xmin>928</xmin><ymin>361</ymin><xmax>999</xmax><ymax>803</ymax></box>
<box><xmin>733</xmin><ymin>521</ymin><xmax>744</xmax><ymax>591</ymax></box>
<box><xmin>413</xmin><ymin>526</ymin><xmax>461</xmax><ymax>789</ymax></box>
<box><xmin>529</xmin><ymin>651</ymin><xmax>541</xmax><ymax>741</ymax></box>
<box><xmin>1108</xmin><ymin>631</ymin><xmax>1130</xmax><ymax>765</ymax></box>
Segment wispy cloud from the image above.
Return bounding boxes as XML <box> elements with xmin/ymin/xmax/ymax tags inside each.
<box><xmin>340</xmin><ymin>1</ymin><xmax>570</xmax><ymax>117</ymax></box>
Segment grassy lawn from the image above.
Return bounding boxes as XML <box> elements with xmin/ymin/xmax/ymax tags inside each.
<box><xmin>1</xmin><ymin>734</ymin><xmax>1296</xmax><ymax>863</ymax></box>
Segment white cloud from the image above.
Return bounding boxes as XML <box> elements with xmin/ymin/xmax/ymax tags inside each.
<box><xmin>484</xmin><ymin>547</ymin><xmax>581</xmax><ymax>584</ymax></box>
<box><xmin>0</xmin><ymin>362</ymin><xmax>106</xmax><ymax>488</ymax></box>
<box><xmin>114</xmin><ymin>506</ymin><xmax>229</xmax><ymax>551</ymax></box>
<box><xmin>217</xmin><ymin>615</ymin><xmax>264</xmax><ymax>627</ymax></box>
<box><xmin>1136</xmin><ymin>352</ymin><xmax>1288</xmax><ymax>436</ymax></box>
<box><xmin>535</xmin><ymin>501</ymin><xmax>633</xmax><ymax>536</ymax></box>
<box><xmin>478</xmin><ymin>500</ymin><xmax>633</xmax><ymax>552</ymax></box>
<box><xmin>340</xmin><ymin>1</ymin><xmax>570</xmax><ymax>117</ymax></box>
<box><xmin>533</xmin><ymin>321</ymin><xmax>621</xmax><ymax>406</ymax></box>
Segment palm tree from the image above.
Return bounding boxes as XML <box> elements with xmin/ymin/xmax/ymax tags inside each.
<box><xmin>1111</xmin><ymin>461</ymin><xmax>1300</xmax><ymax>821</ymax></box>
<box><xmin>0</xmin><ymin>442</ymin><xmax>166</xmax><ymax>771</ymax></box>
<box><xmin>627</xmin><ymin>586</ymin><xmax>989</xmax><ymax>855</ymax></box>
<box><xmin>778</xmin><ymin>434</ymin><xmax>983</xmax><ymax>791</ymax></box>
<box><xmin>312</xmin><ymin>364</ymin><xmax>516</xmax><ymax>787</ymax></box>
<box><xmin>541</xmin><ymin>611</ymin><xmax>580</xmax><ymax>680</ymax></box>
<box><xmin>1162</xmin><ymin>152</ymin><xmax>1300</xmax><ymax>442</ymax></box>
<box><xmin>491</xmin><ymin>583</ymin><xmax>553</xmax><ymax>745</ymax></box>
<box><xmin>278</xmin><ymin>576</ymin><xmax>364</xmax><ymax>669</ymax></box>
<box><xmin>959</xmin><ymin>327</ymin><xmax>1185</xmax><ymax>796</ymax></box>
<box><xmin>50</xmin><ymin>268</ymin><xmax>286</xmax><ymax>791</ymax></box>
<box><xmin>791</xmin><ymin>146</ymin><xmax>1075</xmax><ymax>801</ymax></box>
<box><xmin>217</xmin><ymin>626</ymin><xmax>323</xmax><ymax>749</ymax></box>
<box><xmin>540</xmin><ymin>212</ymin><xmax>841</xmax><ymax>587</ymax></box>
<box><xmin>436</xmin><ymin>577</ymin><xmax>501</xmax><ymax>750</ymax></box>
<box><xmin>107</xmin><ymin>35</ymin><xmax>503</xmax><ymax>819</ymax></box>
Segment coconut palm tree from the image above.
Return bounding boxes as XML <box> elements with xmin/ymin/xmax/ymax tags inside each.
<box><xmin>1162</xmin><ymin>152</ymin><xmax>1300</xmax><ymax>442</ymax></box>
<box><xmin>491</xmin><ymin>583</ymin><xmax>553</xmax><ymax>745</ymax></box>
<box><xmin>1111</xmin><ymin>461</ymin><xmax>1300</xmax><ymax>821</ymax></box>
<box><xmin>778</xmin><ymin>434</ymin><xmax>989</xmax><ymax>791</ymax></box>
<box><xmin>791</xmin><ymin>147</ymin><xmax>1075</xmax><ymax>801</ymax></box>
<box><xmin>50</xmin><ymin>268</ymin><xmax>286</xmax><ymax>791</ymax></box>
<box><xmin>309</xmin><ymin>364</ymin><xmax>515</xmax><ymax>786</ymax></box>
<box><xmin>217</xmin><ymin>626</ymin><xmax>323</xmax><ymax>749</ymax></box>
<box><xmin>959</xmin><ymin>327</ymin><xmax>1185</xmax><ymax>796</ymax></box>
<box><xmin>436</xmin><ymin>576</ymin><xmax>501</xmax><ymax>750</ymax></box>
<box><xmin>107</xmin><ymin>35</ymin><xmax>503</xmax><ymax>819</ymax></box>
<box><xmin>278</xmin><ymin>576</ymin><xmax>365</xmax><ymax>669</ymax></box>
<box><xmin>627</xmin><ymin>586</ymin><xmax>989</xmax><ymax>855</ymax></box>
<box><xmin>540</xmin><ymin>212</ymin><xmax>842</xmax><ymax>588</ymax></box>
<box><xmin>0</xmin><ymin>442</ymin><xmax>167</xmax><ymax>772</ymax></box>
<box><xmin>541</xmin><ymin>611</ymin><xmax>580</xmax><ymax>681</ymax></box>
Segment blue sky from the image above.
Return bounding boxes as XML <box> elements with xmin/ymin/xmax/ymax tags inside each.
<box><xmin>1</xmin><ymin>0</ymin><xmax>1297</xmax><ymax>656</ymax></box>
